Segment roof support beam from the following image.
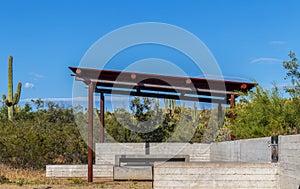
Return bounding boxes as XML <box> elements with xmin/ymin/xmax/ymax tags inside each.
<box><xmin>95</xmin><ymin>88</ymin><xmax>226</xmax><ymax>104</ymax></box>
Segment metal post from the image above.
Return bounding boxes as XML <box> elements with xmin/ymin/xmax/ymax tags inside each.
<box><xmin>230</xmin><ymin>93</ymin><xmax>235</xmax><ymax>124</ymax></box>
<box><xmin>145</xmin><ymin>141</ymin><xmax>150</xmax><ymax>155</ymax></box>
<box><xmin>271</xmin><ymin>135</ymin><xmax>278</xmax><ymax>162</ymax></box>
<box><xmin>88</xmin><ymin>82</ymin><xmax>94</xmax><ymax>182</ymax></box>
<box><xmin>100</xmin><ymin>93</ymin><xmax>105</xmax><ymax>143</ymax></box>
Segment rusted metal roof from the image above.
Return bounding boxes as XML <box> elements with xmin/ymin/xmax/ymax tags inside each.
<box><xmin>69</xmin><ymin>66</ymin><xmax>256</xmax><ymax>104</ymax></box>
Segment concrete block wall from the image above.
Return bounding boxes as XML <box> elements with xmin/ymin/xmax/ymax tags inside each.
<box><xmin>46</xmin><ymin>143</ymin><xmax>210</xmax><ymax>178</ymax></box>
<box><xmin>46</xmin><ymin>134</ymin><xmax>300</xmax><ymax>186</ymax></box>
<box><xmin>46</xmin><ymin>164</ymin><xmax>113</xmax><ymax>178</ymax></box>
<box><xmin>153</xmin><ymin>162</ymin><xmax>279</xmax><ymax>189</ymax></box>
<box><xmin>95</xmin><ymin>143</ymin><xmax>210</xmax><ymax>165</ymax></box>
<box><xmin>144</xmin><ymin>143</ymin><xmax>210</xmax><ymax>162</ymax></box>
<box><xmin>210</xmin><ymin>137</ymin><xmax>271</xmax><ymax>162</ymax></box>
<box><xmin>95</xmin><ymin>143</ymin><xmax>146</xmax><ymax>165</ymax></box>
<box><xmin>279</xmin><ymin>134</ymin><xmax>300</xmax><ymax>189</ymax></box>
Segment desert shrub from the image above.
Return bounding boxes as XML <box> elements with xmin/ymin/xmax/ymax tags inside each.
<box><xmin>0</xmin><ymin>102</ymin><xmax>87</xmax><ymax>169</ymax></box>
<box><xmin>0</xmin><ymin>175</ymin><xmax>10</xmax><ymax>184</ymax></box>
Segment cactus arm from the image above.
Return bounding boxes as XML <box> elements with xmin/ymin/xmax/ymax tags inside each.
<box><xmin>12</xmin><ymin>82</ymin><xmax>22</xmax><ymax>105</ymax></box>
<box><xmin>2</xmin><ymin>94</ymin><xmax>12</xmax><ymax>106</ymax></box>
<box><xmin>2</xmin><ymin>94</ymin><xmax>6</xmax><ymax>101</ymax></box>
<box><xmin>12</xmin><ymin>93</ymin><xmax>19</xmax><ymax>105</ymax></box>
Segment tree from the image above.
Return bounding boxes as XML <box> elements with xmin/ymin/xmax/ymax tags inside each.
<box><xmin>229</xmin><ymin>85</ymin><xmax>300</xmax><ymax>139</ymax></box>
<box><xmin>129</xmin><ymin>97</ymin><xmax>175</xmax><ymax>142</ymax></box>
<box><xmin>108</xmin><ymin>97</ymin><xmax>199</xmax><ymax>142</ymax></box>
<box><xmin>283</xmin><ymin>51</ymin><xmax>300</xmax><ymax>98</ymax></box>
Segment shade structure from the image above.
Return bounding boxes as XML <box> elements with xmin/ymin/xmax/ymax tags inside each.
<box><xmin>70</xmin><ymin>66</ymin><xmax>255</xmax><ymax>103</ymax></box>
<box><xmin>69</xmin><ymin>66</ymin><xmax>256</xmax><ymax>182</ymax></box>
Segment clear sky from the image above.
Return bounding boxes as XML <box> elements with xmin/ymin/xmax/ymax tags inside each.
<box><xmin>1</xmin><ymin>0</ymin><xmax>300</xmax><ymax>103</ymax></box>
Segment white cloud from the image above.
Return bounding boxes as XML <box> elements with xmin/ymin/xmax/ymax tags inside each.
<box><xmin>20</xmin><ymin>96</ymin><xmax>131</xmax><ymax>103</ymax></box>
<box><xmin>269</xmin><ymin>41</ymin><xmax>287</xmax><ymax>45</ymax></box>
<box><xmin>251</xmin><ymin>58</ymin><xmax>283</xmax><ymax>64</ymax></box>
<box><xmin>30</xmin><ymin>72</ymin><xmax>44</xmax><ymax>78</ymax></box>
<box><xmin>196</xmin><ymin>74</ymin><xmax>252</xmax><ymax>82</ymax></box>
<box><xmin>24</xmin><ymin>82</ymin><xmax>35</xmax><ymax>89</ymax></box>
<box><xmin>21</xmin><ymin>97</ymin><xmax>83</xmax><ymax>103</ymax></box>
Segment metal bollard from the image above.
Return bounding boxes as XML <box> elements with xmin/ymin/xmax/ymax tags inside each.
<box><xmin>268</xmin><ymin>135</ymin><xmax>278</xmax><ymax>162</ymax></box>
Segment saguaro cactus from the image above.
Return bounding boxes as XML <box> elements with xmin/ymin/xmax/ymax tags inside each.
<box><xmin>164</xmin><ymin>98</ymin><xmax>176</xmax><ymax>115</ymax></box>
<box><xmin>192</xmin><ymin>102</ymin><xmax>198</xmax><ymax>122</ymax></box>
<box><xmin>2</xmin><ymin>56</ymin><xmax>22</xmax><ymax>120</ymax></box>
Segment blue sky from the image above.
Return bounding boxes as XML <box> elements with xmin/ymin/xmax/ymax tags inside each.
<box><xmin>1</xmin><ymin>0</ymin><xmax>300</xmax><ymax>103</ymax></box>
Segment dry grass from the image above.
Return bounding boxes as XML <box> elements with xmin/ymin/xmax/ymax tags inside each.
<box><xmin>0</xmin><ymin>164</ymin><xmax>45</xmax><ymax>183</ymax></box>
<box><xmin>0</xmin><ymin>164</ymin><xmax>152</xmax><ymax>189</ymax></box>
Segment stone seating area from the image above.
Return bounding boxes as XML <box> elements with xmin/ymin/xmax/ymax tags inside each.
<box><xmin>46</xmin><ymin>134</ymin><xmax>300</xmax><ymax>189</ymax></box>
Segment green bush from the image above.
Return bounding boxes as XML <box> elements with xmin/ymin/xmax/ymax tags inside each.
<box><xmin>230</xmin><ymin>86</ymin><xmax>300</xmax><ymax>139</ymax></box>
<box><xmin>0</xmin><ymin>101</ymin><xmax>87</xmax><ymax>169</ymax></box>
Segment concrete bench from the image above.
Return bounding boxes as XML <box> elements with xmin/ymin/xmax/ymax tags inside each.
<box><xmin>115</xmin><ymin>154</ymin><xmax>190</xmax><ymax>166</ymax></box>
<box><xmin>113</xmin><ymin>155</ymin><xmax>189</xmax><ymax>181</ymax></box>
